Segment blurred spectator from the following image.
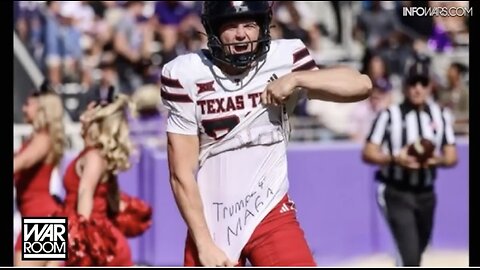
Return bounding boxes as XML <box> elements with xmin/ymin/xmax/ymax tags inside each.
<box><xmin>154</xmin><ymin>1</ymin><xmax>193</xmax><ymax>27</ymax></box>
<box><xmin>28</xmin><ymin>1</ymin><xmax>84</xmax><ymax>87</ymax></box>
<box><xmin>58</xmin><ymin>3</ymin><xmax>84</xmax><ymax>82</ymax></box>
<box><xmin>81</xmin><ymin>2</ymin><xmax>114</xmax><ymax>88</ymax></box>
<box><xmin>395</xmin><ymin>1</ymin><xmax>434</xmax><ymax>41</ymax></box>
<box><xmin>63</xmin><ymin>1</ymin><xmax>95</xmax><ymax>34</ymax></box>
<box><xmin>363</xmin><ymin>51</ymin><xmax>390</xmax><ymax>82</ymax></box>
<box><xmin>429</xmin><ymin>1</ymin><xmax>469</xmax><ymax>48</ymax></box>
<box><xmin>12</xmin><ymin>1</ymin><xmax>469</xmax><ymax>142</ymax></box>
<box><xmin>152</xmin><ymin>1</ymin><xmax>204</xmax><ymax>64</ymax></box>
<box><xmin>41</xmin><ymin>1</ymin><xmax>63</xmax><ymax>87</ymax></box>
<box><xmin>348</xmin><ymin>78</ymin><xmax>393</xmax><ymax>143</ymax></box>
<box><xmin>14</xmin><ymin>1</ymin><xmax>36</xmax><ymax>43</ymax></box>
<box><xmin>17</xmin><ymin>2</ymin><xmax>44</xmax><ymax>64</ymax></box>
<box><xmin>103</xmin><ymin>0</ymin><xmax>126</xmax><ymax>26</ymax></box>
<box><xmin>113</xmin><ymin>1</ymin><xmax>148</xmax><ymax>95</ymax></box>
<box><xmin>129</xmin><ymin>84</ymin><xmax>167</xmax><ymax>150</ymax></box>
<box><xmin>274</xmin><ymin>1</ymin><xmax>317</xmax><ymax>49</ymax></box>
<box><xmin>85</xmin><ymin>54</ymin><xmax>120</xmax><ymax>105</ymax></box>
<box><xmin>301</xmin><ymin>1</ymin><xmax>347</xmax><ymax>45</ymax></box>
<box><xmin>328</xmin><ymin>1</ymin><xmax>342</xmax><ymax>44</ymax></box>
<box><xmin>427</xmin><ymin>22</ymin><xmax>453</xmax><ymax>53</ymax></box>
<box><xmin>15</xmin><ymin>2</ymin><xmax>43</xmax><ymax>49</ymax></box>
<box><xmin>176</xmin><ymin>27</ymin><xmax>205</xmax><ymax>56</ymax></box>
<box><xmin>354</xmin><ymin>1</ymin><xmax>400</xmax><ymax>52</ymax></box>
<box><xmin>306</xmin><ymin>87</ymin><xmax>358</xmax><ymax>140</ymax></box>
<box><xmin>437</xmin><ymin>62</ymin><xmax>469</xmax><ymax>135</ymax></box>
<box><xmin>269</xmin><ymin>18</ymin><xmax>284</xmax><ymax>40</ymax></box>
<box><xmin>355</xmin><ymin>1</ymin><xmax>417</xmax><ymax>75</ymax></box>
<box><xmin>278</xmin><ymin>1</ymin><xmax>334</xmax><ymax>54</ymax></box>
<box><xmin>361</xmin><ymin>51</ymin><xmax>408</xmax><ymax>103</ymax></box>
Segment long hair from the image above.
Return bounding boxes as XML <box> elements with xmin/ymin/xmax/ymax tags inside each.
<box><xmin>81</xmin><ymin>94</ymin><xmax>133</xmax><ymax>216</ymax></box>
<box><xmin>31</xmin><ymin>93</ymin><xmax>67</xmax><ymax>166</ymax></box>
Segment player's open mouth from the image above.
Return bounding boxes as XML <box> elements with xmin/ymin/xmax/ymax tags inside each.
<box><xmin>233</xmin><ymin>44</ymin><xmax>249</xmax><ymax>53</ymax></box>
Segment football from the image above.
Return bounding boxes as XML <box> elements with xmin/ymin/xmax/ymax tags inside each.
<box><xmin>407</xmin><ymin>138</ymin><xmax>435</xmax><ymax>164</ymax></box>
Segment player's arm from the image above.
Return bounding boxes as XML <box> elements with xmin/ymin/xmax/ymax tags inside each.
<box><xmin>167</xmin><ymin>133</ymin><xmax>235</xmax><ymax>267</ymax></box>
<box><xmin>425</xmin><ymin>109</ymin><xmax>458</xmax><ymax>168</ymax></box>
<box><xmin>262</xmin><ymin>40</ymin><xmax>372</xmax><ymax>105</ymax></box>
<box><xmin>14</xmin><ymin>132</ymin><xmax>51</xmax><ymax>173</ymax></box>
<box><xmin>167</xmin><ymin>133</ymin><xmax>211</xmax><ymax>249</ymax></box>
<box><xmin>162</xmin><ymin>68</ymin><xmax>212</xmax><ymax>247</ymax></box>
<box><xmin>77</xmin><ymin>149</ymin><xmax>105</xmax><ymax>219</ymax></box>
<box><xmin>295</xmin><ymin>66</ymin><xmax>372</xmax><ymax>102</ymax></box>
<box><xmin>262</xmin><ymin>66</ymin><xmax>372</xmax><ymax>105</ymax></box>
<box><xmin>161</xmin><ymin>62</ymin><xmax>235</xmax><ymax>266</ymax></box>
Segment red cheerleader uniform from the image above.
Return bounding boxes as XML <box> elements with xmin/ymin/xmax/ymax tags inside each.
<box><xmin>58</xmin><ymin>147</ymin><xmax>133</xmax><ymax>266</ymax></box>
<box><xmin>14</xmin><ymin>139</ymin><xmax>60</xmax><ymax>251</ymax></box>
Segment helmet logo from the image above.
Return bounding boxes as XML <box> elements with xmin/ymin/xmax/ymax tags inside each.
<box><xmin>231</xmin><ymin>1</ymin><xmax>248</xmax><ymax>12</ymax></box>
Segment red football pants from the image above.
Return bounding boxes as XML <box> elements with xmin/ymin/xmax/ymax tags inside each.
<box><xmin>184</xmin><ymin>194</ymin><xmax>316</xmax><ymax>266</ymax></box>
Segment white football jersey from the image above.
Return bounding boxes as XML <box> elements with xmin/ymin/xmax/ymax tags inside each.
<box><xmin>161</xmin><ymin>39</ymin><xmax>317</xmax><ymax>261</ymax></box>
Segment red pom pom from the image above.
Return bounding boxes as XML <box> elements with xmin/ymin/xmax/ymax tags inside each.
<box><xmin>113</xmin><ymin>192</ymin><xmax>152</xmax><ymax>237</ymax></box>
<box><xmin>52</xmin><ymin>209</ymin><xmax>118</xmax><ymax>266</ymax></box>
<box><xmin>81</xmin><ymin>218</ymin><xmax>117</xmax><ymax>265</ymax></box>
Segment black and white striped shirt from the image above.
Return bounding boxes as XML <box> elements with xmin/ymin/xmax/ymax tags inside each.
<box><xmin>367</xmin><ymin>100</ymin><xmax>456</xmax><ymax>192</ymax></box>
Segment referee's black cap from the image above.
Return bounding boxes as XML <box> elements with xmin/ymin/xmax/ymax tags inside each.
<box><xmin>408</xmin><ymin>61</ymin><xmax>430</xmax><ymax>79</ymax></box>
<box><xmin>406</xmin><ymin>60</ymin><xmax>431</xmax><ymax>86</ymax></box>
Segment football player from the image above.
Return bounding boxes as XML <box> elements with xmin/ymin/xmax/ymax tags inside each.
<box><xmin>162</xmin><ymin>1</ymin><xmax>372</xmax><ymax>266</ymax></box>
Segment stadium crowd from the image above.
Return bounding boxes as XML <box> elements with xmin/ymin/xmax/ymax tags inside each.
<box><xmin>14</xmin><ymin>1</ymin><xmax>469</xmax><ymax>146</ymax></box>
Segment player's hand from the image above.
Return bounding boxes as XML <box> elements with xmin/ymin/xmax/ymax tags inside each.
<box><xmin>261</xmin><ymin>73</ymin><xmax>297</xmax><ymax>106</ymax></box>
<box><xmin>197</xmin><ymin>241</ymin><xmax>237</xmax><ymax>267</ymax></box>
<box><xmin>394</xmin><ymin>146</ymin><xmax>421</xmax><ymax>170</ymax></box>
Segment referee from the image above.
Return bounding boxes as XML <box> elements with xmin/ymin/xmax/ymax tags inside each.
<box><xmin>361</xmin><ymin>60</ymin><xmax>458</xmax><ymax>266</ymax></box>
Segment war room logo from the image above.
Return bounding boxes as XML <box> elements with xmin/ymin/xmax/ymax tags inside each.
<box><xmin>22</xmin><ymin>217</ymin><xmax>68</xmax><ymax>260</ymax></box>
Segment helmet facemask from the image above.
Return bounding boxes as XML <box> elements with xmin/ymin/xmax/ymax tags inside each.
<box><xmin>202</xmin><ymin>11</ymin><xmax>272</xmax><ymax>70</ymax></box>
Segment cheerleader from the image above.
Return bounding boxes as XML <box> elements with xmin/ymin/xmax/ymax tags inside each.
<box><xmin>54</xmin><ymin>88</ymin><xmax>151</xmax><ymax>266</ymax></box>
<box><xmin>13</xmin><ymin>82</ymin><xmax>66</xmax><ymax>266</ymax></box>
